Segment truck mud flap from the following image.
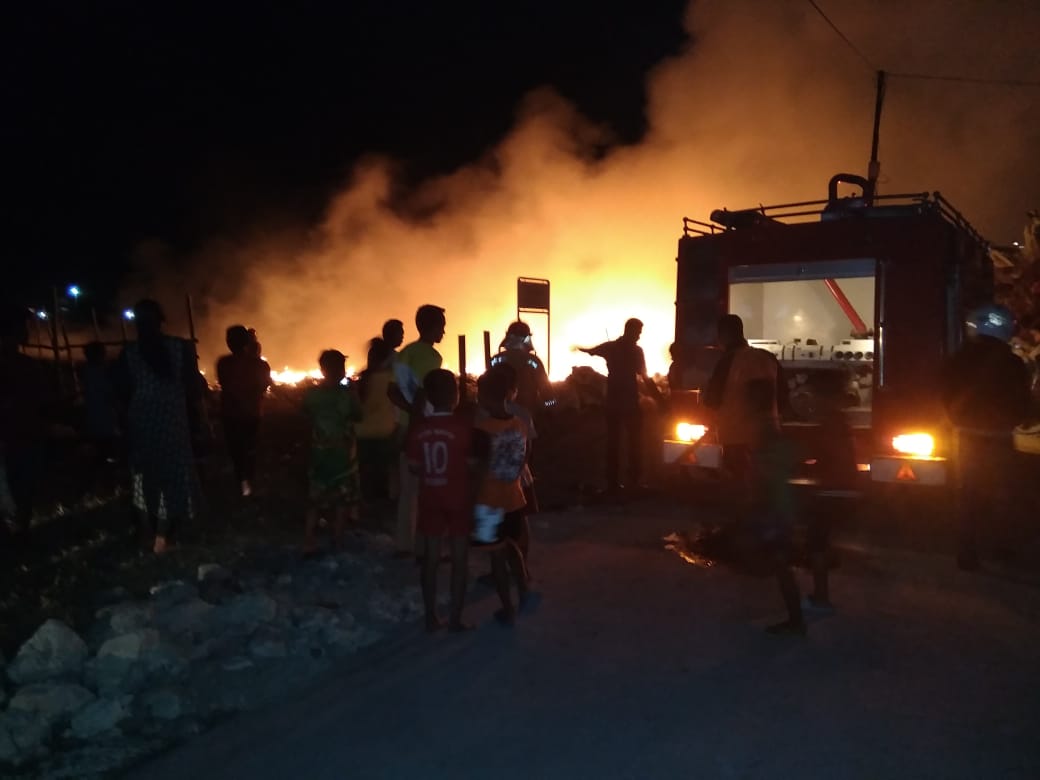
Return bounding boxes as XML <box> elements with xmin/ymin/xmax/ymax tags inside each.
<box><xmin>663</xmin><ymin>440</ymin><xmax>723</xmax><ymax>469</ymax></box>
<box><xmin>870</xmin><ymin>456</ymin><xmax>946</xmax><ymax>486</ymax></box>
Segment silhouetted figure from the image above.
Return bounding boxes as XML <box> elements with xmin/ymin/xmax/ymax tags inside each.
<box><xmin>744</xmin><ymin>378</ymin><xmax>805</xmax><ymax>636</ymax></box>
<box><xmin>942</xmin><ymin>304</ymin><xmax>1032</xmax><ymax>571</ymax></box>
<box><xmin>114</xmin><ymin>299</ymin><xmax>204</xmax><ymax>554</ymax></box>
<box><xmin>382</xmin><ymin>319</ymin><xmax>405</xmax><ymax>362</ymax></box>
<box><xmin>490</xmin><ymin>321</ymin><xmax>553</xmax><ymax>414</ymax></box>
<box><xmin>388</xmin><ymin>304</ymin><xmax>446</xmax><ymax>557</ymax></box>
<box><xmin>302</xmin><ymin>349</ymin><xmax>362</xmax><ymax>556</ymax></box>
<box><xmin>578</xmin><ymin>318</ymin><xmax>662</xmax><ymax>492</ymax></box>
<box><xmin>0</xmin><ymin>307</ymin><xmax>49</xmax><ymax>537</ymax></box>
<box><xmin>405</xmin><ymin>369</ymin><xmax>484</xmax><ymax>632</ymax></box>
<box><xmin>216</xmin><ymin>325</ymin><xmax>272</xmax><ymax>497</ymax></box>
<box><xmin>79</xmin><ymin>341</ymin><xmax>120</xmax><ymax>492</ymax></box>
<box><xmin>474</xmin><ymin>366</ymin><xmax>535</xmax><ymax>625</ymax></box>
<box><xmin>703</xmin><ymin>314</ymin><xmax>780</xmax><ymax>488</ymax></box>
<box><xmin>357</xmin><ymin>338</ymin><xmax>399</xmax><ymax>501</ymax></box>
<box><xmin>803</xmin><ymin>370</ymin><xmax>858</xmax><ymax>613</ymax></box>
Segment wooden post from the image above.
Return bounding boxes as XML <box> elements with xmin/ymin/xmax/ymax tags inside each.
<box><xmin>483</xmin><ymin>330</ymin><xmax>492</xmax><ymax>371</ymax></box>
<box><xmin>458</xmin><ymin>334</ymin><xmax>467</xmax><ymax>402</ymax></box>
<box><xmin>185</xmin><ymin>294</ymin><xmax>198</xmax><ymax>347</ymax></box>
<box><xmin>60</xmin><ymin>312</ymin><xmax>77</xmax><ymax>393</ymax></box>
<box><xmin>51</xmin><ymin>288</ymin><xmax>64</xmax><ymax>391</ymax></box>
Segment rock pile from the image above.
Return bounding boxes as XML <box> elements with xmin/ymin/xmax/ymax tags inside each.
<box><xmin>0</xmin><ymin>531</ymin><xmax>423</xmax><ymax>776</ymax></box>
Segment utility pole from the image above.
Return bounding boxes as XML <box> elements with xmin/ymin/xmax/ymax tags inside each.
<box><xmin>867</xmin><ymin>70</ymin><xmax>887</xmax><ymax>204</ymax></box>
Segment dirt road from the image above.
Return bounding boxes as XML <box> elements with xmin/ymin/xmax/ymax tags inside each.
<box><xmin>133</xmin><ymin>502</ymin><xmax>1040</xmax><ymax>779</ymax></box>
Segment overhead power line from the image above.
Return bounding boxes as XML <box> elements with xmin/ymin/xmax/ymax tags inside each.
<box><xmin>805</xmin><ymin>0</ymin><xmax>1040</xmax><ymax>88</ymax></box>
<box><xmin>889</xmin><ymin>71</ymin><xmax>1040</xmax><ymax>88</ymax></box>
<box><xmin>805</xmin><ymin>0</ymin><xmax>875</xmax><ymax>71</ymax></box>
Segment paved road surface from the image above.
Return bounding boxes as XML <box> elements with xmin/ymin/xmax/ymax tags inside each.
<box><xmin>135</xmin><ymin>504</ymin><xmax>1040</xmax><ymax>779</ymax></box>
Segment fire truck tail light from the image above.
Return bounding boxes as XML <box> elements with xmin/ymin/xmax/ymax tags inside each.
<box><xmin>892</xmin><ymin>432</ymin><xmax>935</xmax><ymax>458</ymax></box>
<box><xmin>676</xmin><ymin>423</ymin><xmax>707</xmax><ymax>443</ymax></box>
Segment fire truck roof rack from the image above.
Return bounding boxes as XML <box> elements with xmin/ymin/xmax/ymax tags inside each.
<box><xmin>682</xmin><ymin>190</ymin><xmax>987</xmax><ymax>248</ymax></box>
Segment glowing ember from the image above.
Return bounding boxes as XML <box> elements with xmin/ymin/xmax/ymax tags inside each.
<box><xmin>269</xmin><ymin>366</ymin><xmax>324</xmax><ymax>385</ymax></box>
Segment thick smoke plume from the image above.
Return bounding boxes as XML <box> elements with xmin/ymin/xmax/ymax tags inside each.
<box><xmin>129</xmin><ymin>0</ymin><xmax>1040</xmax><ymax>378</ymax></box>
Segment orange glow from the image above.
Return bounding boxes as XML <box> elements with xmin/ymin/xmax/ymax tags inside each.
<box><xmin>178</xmin><ymin>4</ymin><xmax>1039</xmax><ymax>384</ymax></box>
<box><xmin>892</xmin><ymin>433</ymin><xmax>935</xmax><ymax>458</ymax></box>
<box><xmin>268</xmin><ymin>365</ymin><xmax>355</xmax><ymax>385</ymax></box>
<box><xmin>675</xmin><ymin>422</ymin><xmax>707</xmax><ymax>443</ymax></box>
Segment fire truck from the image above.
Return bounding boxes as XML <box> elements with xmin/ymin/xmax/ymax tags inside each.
<box><xmin>663</xmin><ymin>173</ymin><xmax>993</xmax><ymax>490</ymax></box>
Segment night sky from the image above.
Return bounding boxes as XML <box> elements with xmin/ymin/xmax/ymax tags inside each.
<box><xmin>4</xmin><ymin>1</ymin><xmax>687</xmax><ymax>306</ymax></box>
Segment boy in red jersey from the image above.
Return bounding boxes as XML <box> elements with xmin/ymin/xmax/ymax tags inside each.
<box><xmin>406</xmin><ymin>369</ymin><xmax>486</xmax><ymax>632</ymax></box>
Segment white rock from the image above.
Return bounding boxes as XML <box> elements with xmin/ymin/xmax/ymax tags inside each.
<box><xmin>68</xmin><ymin>695</ymin><xmax>132</xmax><ymax>740</ymax></box>
<box><xmin>7</xmin><ymin>619</ymin><xmax>89</xmax><ymax>685</ymax></box>
<box><xmin>248</xmin><ymin>636</ymin><xmax>288</xmax><ymax>659</ymax></box>
<box><xmin>219</xmin><ymin>592</ymin><xmax>279</xmax><ymax>629</ymax></box>
<box><xmin>149</xmin><ymin>580</ymin><xmax>198</xmax><ymax>605</ymax></box>
<box><xmin>8</xmin><ymin>682</ymin><xmax>95</xmax><ymax>728</ymax></box>
<box><xmin>95</xmin><ymin>602</ymin><xmax>153</xmax><ymax>635</ymax></box>
<box><xmin>97</xmin><ymin>629</ymin><xmax>161</xmax><ymax>661</ymax></box>
<box><xmin>197</xmin><ymin>563</ymin><xmax>231</xmax><ymax>583</ymax></box>
<box><xmin>143</xmin><ymin>688</ymin><xmax>191</xmax><ymax>721</ymax></box>
<box><xmin>0</xmin><ymin>719</ymin><xmax>16</xmax><ymax>765</ymax></box>
<box><xmin>0</xmin><ymin>710</ymin><xmax>51</xmax><ymax>764</ymax></box>
<box><xmin>221</xmin><ymin>656</ymin><xmax>254</xmax><ymax>672</ymax></box>
<box><xmin>156</xmin><ymin>598</ymin><xmax>215</xmax><ymax>638</ymax></box>
<box><xmin>87</xmin><ymin>630</ymin><xmax>187</xmax><ymax>696</ymax></box>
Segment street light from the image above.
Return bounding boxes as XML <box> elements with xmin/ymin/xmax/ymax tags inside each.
<box><xmin>123</xmin><ymin>309</ymin><xmax>135</xmax><ymax>321</ymax></box>
<box><xmin>67</xmin><ymin>285</ymin><xmax>81</xmax><ymax>299</ymax></box>
<box><xmin>35</xmin><ymin>310</ymin><xmax>49</xmax><ymax>321</ymax></box>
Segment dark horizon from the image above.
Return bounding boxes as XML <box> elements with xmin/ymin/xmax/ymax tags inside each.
<box><xmin>4</xmin><ymin>1</ymin><xmax>687</xmax><ymax>307</ymax></box>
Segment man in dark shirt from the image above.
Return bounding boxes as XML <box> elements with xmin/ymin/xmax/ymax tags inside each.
<box><xmin>216</xmin><ymin>325</ymin><xmax>272</xmax><ymax>497</ymax></box>
<box><xmin>579</xmin><ymin>318</ymin><xmax>663</xmax><ymax>493</ymax></box>
<box><xmin>942</xmin><ymin>304</ymin><xmax>1032</xmax><ymax>570</ymax></box>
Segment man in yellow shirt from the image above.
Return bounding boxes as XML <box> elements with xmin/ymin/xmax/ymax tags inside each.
<box><xmin>388</xmin><ymin>304</ymin><xmax>446</xmax><ymax>558</ymax></box>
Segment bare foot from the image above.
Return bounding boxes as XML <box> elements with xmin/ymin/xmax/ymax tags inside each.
<box><xmin>153</xmin><ymin>536</ymin><xmax>174</xmax><ymax>555</ymax></box>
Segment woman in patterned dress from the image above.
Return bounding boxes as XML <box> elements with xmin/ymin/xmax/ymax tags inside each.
<box><xmin>114</xmin><ymin>299</ymin><xmax>204</xmax><ymax>554</ymax></box>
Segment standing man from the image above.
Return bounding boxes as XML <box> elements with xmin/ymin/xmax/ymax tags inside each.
<box><xmin>388</xmin><ymin>304</ymin><xmax>446</xmax><ymax>559</ymax></box>
<box><xmin>942</xmin><ymin>304</ymin><xmax>1032</xmax><ymax>571</ymax></box>
<box><xmin>703</xmin><ymin>314</ymin><xmax>781</xmax><ymax>488</ymax></box>
<box><xmin>491</xmin><ymin>321</ymin><xmax>554</xmax><ymax>415</ymax></box>
<box><xmin>381</xmin><ymin>319</ymin><xmax>405</xmax><ymax>365</ymax></box>
<box><xmin>216</xmin><ymin>325</ymin><xmax>272</xmax><ymax>497</ymax></box>
<box><xmin>578</xmin><ymin>318</ymin><xmax>662</xmax><ymax>494</ymax></box>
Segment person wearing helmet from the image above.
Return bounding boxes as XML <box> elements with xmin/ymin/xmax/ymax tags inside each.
<box><xmin>942</xmin><ymin>303</ymin><xmax>1032</xmax><ymax>571</ymax></box>
<box><xmin>490</xmin><ymin>321</ymin><xmax>553</xmax><ymax>415</ymax></box>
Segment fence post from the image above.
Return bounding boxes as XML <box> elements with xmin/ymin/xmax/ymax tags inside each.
<box><xmin>51</xmin><ymin>287</ymin><xmax>64</xmax><ymax>392</ymax></box>
<box><xmin>185</xmin><ymin>294</ymin><xmax>197</xmax><ymax>346</ymax></box>
<box><xmin>483</xmin><ymin>330</ymin><xmax>492</xmax><ymax>371</ymax></box>
<box><xmin>458</xmin><ymin>334</ymin><xmax>467</xmax><ymax>402</ymax></box>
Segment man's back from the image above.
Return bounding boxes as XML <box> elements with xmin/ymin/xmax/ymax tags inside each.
<box><xmin>592</xmin><ymin>338</ymin><xmax>645</xmax><ymax>411</ymax></box>
<box><xmin>943</xmin><ymin>337</ymin><xmax>1031</xmax><ymax>431</ymax></box>
<box><xmin>217</xmin><ymin>353</ymin><xmax>271</xmax><ymax>419</ymax></box>
<box><xmin>715</xmin><ymin>345</ymin><xmax>779</xmax><ymax>445</ymax></box>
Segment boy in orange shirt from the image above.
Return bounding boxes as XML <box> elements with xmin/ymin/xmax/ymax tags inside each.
<box><xmin>473</xmin><ymin>366</ymin><xmax>536</xmax><ymax>626</ymax></box>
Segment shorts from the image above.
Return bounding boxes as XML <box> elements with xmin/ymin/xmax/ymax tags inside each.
<box><xmin>417</xmin><ymin>502</ymin><xmax>472</xmax><ymax>538</ymax></box>
<box><xmin>308</xmin><ymin>446</ymin><xmax>361</xmax><ymax>509</ymax></box>
<box><xmin>500</xmin><ymin>509</ymin><xmax>527</xmax><ymax>542</ymax></box>
<box><xmin>806</xmin><ymin>494</ymin><xmax>850</xmax><ymax>554</ymax></box>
